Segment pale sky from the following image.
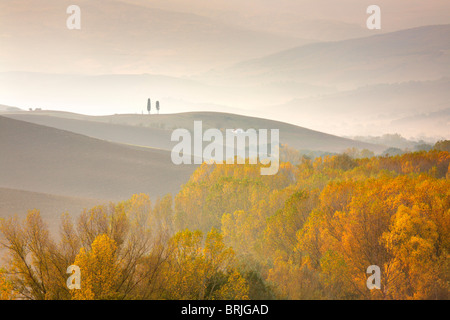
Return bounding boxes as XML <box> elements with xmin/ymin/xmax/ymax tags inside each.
<box><xmin>1</xmin><ymin>0</ymin><xmax>449</xmax><ymax>75</ymax></box>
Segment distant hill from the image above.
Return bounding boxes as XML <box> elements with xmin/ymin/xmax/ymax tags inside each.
<box><xmin>194</xmin><ymin>25</ymin><xmax>450</xmax><ymax>138</ymax></box>
<box><xmin>2</xmin><ymin>111</ymin><xmax>384</xmax><ymax>153</ymax></box>
<box><xmin>390</xmin><ymin>108</ymin><xmax>450</xmax><ymax>139</ymax></box>
<box><xmin>266</xmin><ymin>78</ymin><xmax>450</xmax><ymax>137</ymax></box>
<box><xmin>0</xmin><ymin>116</ymin><xmax>197</xmax><ymax>201</ymax></box>
<box><xmin>224</xmin><ymin>25</ymin><xmax>450</xmax><ymax>89</ymax></box>
<box><xmin>0</xmin><ymin>104</ymin><xmax>22</xmax><ymax>112</ymax></box>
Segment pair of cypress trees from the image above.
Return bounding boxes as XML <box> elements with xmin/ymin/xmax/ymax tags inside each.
<box><xmin>147</xmin><ymin>98</ymin><xmax>160</xmax><ymax>114</ymax></box>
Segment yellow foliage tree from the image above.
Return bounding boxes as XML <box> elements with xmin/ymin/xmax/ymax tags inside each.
<box><xmin>0</xmin><ymin>272</ymin><xmax>16</xmax><ymax>300</ymax></box>
<box><xmin>72</xmin><ymin>234</ymin><xmax>121</xmax><ymax>300</ymax></box>
<box><xmin>160</xmin><ymin>229</ymin><xmax>248</xmax><ymax>300</ymax></box>
<box><xmin>382</xmin><ymin>205</ymin><xmax>442</xmax><ymax>299</ymax></box>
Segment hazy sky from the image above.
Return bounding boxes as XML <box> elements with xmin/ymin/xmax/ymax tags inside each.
<box><xmin>1</xmin><ymin>0</ymin><xmax>449</xmax><ymax>75</ymax></box>
<box><xmin>0</xmin><ymin>1</ymin><xmax>449</xmax><ymax>139</ymax></box>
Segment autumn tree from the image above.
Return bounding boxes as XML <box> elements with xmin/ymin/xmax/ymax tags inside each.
<box><xmin>71</xmin><ymin>234</ymin><xmax>121</xmax><ymax>300</ymax></box>
<box><xmin>0</xmin><ymin>270</ymin><xmax>17</xmax><ymax>300</ymax></box>
<box><xmin>0</xmin><ymin>210</ymin><xmax>69</xmax><ymax>300</ymax></box>
<box><xmin>159</xmin><ymin>229</ymin><xmax>249</xmax><ymax>300</ymax></box>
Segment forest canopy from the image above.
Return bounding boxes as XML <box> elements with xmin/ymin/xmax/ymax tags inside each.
<box><xmin>0</xmin><ymin>149</ymin><xmax>449</xmax><ymax>300</ymax></box>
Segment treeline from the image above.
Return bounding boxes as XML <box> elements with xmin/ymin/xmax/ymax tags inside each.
<box><xmin>0</xmin><ymin>150</ymin><xmax>449</xmax><ymax>299</ymax></box>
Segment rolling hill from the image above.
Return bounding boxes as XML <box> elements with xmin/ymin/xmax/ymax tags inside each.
<box><xmin>222</xmin><ymin>25</ymin><xmax>450</xmax><ymax>89</ymax></box>
<box><xmin>0</xmin><ymin>115</ymin><xmax>197</xmax><ymax>201</ymax></box>
<box><xmin>1</xmin><ymin>111</ymin><xmax>385</xmax><ymax>154</ymax></box>
<box><xmin>266</xmin><ymin>78</ymin><xmax>450</xmax><ymax>137</ymax></box>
